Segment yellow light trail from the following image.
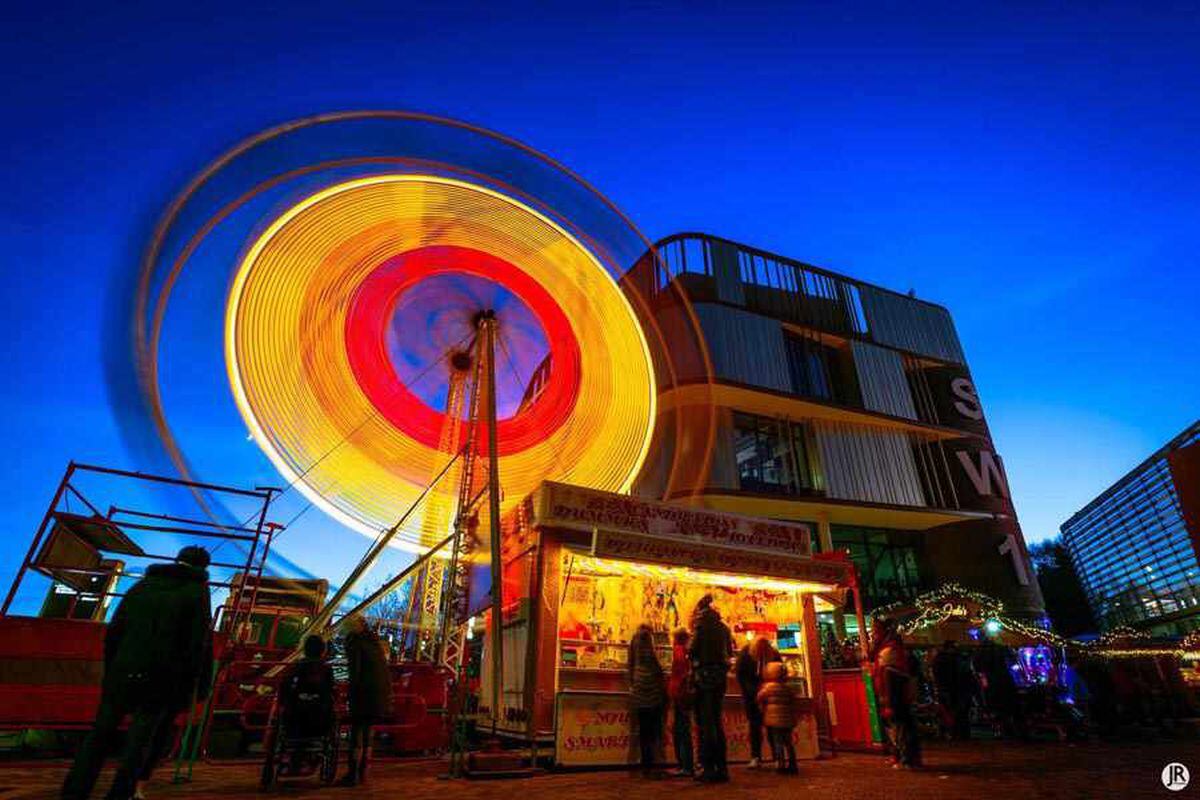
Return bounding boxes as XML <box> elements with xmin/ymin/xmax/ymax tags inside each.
<box><xmin>225</xmin><ymin>175</ymin><xmax>657</xmax><ymax>550</ymax></box>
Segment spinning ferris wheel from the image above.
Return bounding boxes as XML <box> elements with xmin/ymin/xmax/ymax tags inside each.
<box><xmin>128</xmin><ymin>113</ymin><xmax>716</xmax><ymax>677</ymax></box>
<box><xmin>224</xmin><ymin>173</ymin><xmax>656</xmax><ymax>544</ymax></box>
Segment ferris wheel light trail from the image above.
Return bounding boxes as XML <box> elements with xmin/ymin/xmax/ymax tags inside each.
<box><xmin>225</xmin><ymin>174</ymin><xmax>657</xmax><ymax>550</ymax></box>
<box><xmin>132</xmin><ymin>112</ymin><xmax>716</xmax><ymax>573</ymax></box>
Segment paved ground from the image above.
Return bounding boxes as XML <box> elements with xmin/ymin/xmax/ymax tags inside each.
<box><xmin>3</xmin><ymin>740</ymin><xmax>1195</xmax><ymax>799</ymax></box>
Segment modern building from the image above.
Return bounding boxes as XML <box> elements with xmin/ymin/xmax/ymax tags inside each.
<box><xmin>1061</xmin><ymin>420</ymin><xmax>1200</xmax><ymax>635</ymax></box>
<box><xmin>623</xmin><ymin>232</ymin><xmax>1045</xmax><ymax>625</ymax></box>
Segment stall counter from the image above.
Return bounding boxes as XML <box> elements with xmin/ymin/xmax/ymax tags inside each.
<box><xmin>554</xmin><ymin>689</ymin><xmax>818</xmax><ymax>768</ymax></box>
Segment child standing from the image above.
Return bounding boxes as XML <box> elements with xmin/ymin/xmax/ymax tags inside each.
<box><xmin>756</xmin><ymin>661</ymin><xmax>798</xmax><ymax>774</ymax></box>
<box><xmin>667</xmin><ymin>628</ymin><xmax>694</xmax><ymax>777</ymax></box>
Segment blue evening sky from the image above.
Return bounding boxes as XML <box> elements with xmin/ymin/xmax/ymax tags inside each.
<box><xmin>2</xmin><ymin>2</ymin><xmax>1198</xmax><ymax>601</ymax></box>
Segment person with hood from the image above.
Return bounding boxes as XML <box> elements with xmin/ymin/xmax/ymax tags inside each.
<box><xmin>756</xmin><ymin>661</ymin><xmax>798</xmax><ymax>775</ymax></box>
<box><xmin>62</xmin><ymin>546</ymin><xmax>214</xmax><ymax>800</ymax></box>
<box><xmin>688</xmin><ymin>594</ymin><xmax>733</xmax><ymax>783</ymax></box>
<box><xmin>338</xmin><ymin>614</ymin><xmax>393</xmax><ymax>787</ymax></box>
<box><xmin>931</xmin><ymin>640</ymin><xmax>973</xmax><ymax>740</ymax></box>
<box><xmin>870</xmin><ymin>617</ymin><xmax>921</xmax><ymax>768</ymax></box>
<box><xmin>667</xmin><ymin>627</ymin><xmax>694</xmax><ymax>777</ymax></box>
<box><xmin>277</xmin><ymin>634</ymin><xmax>336</xmax><ymax>769</ymax></box>
<box><xmin>973</xmin><ymin>638</ymin><xmax>1027</xmax><ymax>740</ymax></box>
<box><xmin>735</xmin><ymin>636</ymin><xmax>779</xmax><ymax>768</ymax></box>
<box><xmin>627</xmin><ymin>624</ymin><xmax>666</xmax><ymax>777</ymax></box>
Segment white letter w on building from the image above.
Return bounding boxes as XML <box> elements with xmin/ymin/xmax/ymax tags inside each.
<box><xmin>955</xmin><ymin>450</ymin><xmax>1010</xmax><ymax>499</ymax></box>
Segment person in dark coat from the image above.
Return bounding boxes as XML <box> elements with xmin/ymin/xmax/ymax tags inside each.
<box><xmin>338</xmin><ymin>614</ymin><xmax>393</xmax><ymax>786</ymax></box>
<box><xmin>280</xmin><ymin>635</ymin><xmax>336</xmax><ymax>737</ymax></box>
<box><xmin>688</xmin><ymin>594</ymin><xmax>733</xmax><ymax>783</ymax></box>
<box><xmin>870</xmin><ymin>618</ymin><xmax>921</xmax><ymax>769</ymax></box>
<box><xmin>931</xmin><ymin>640</ymin><xmax>973</xmax><ymax>739</ymax></box>
<box><xmin>62</xmin><ymin>546</ymin><xmax>213</xmax><ymax>800</ymax></box>
<box><xmin>735</xmin><ymin>636</ymin><xmax>779</xmax><ymax>768</ymax></box>
<box><xmin>627</xmin><ymin>624</ymin><xmax>666</xmax><ymax>776</ymax></box>
<box><xmin>271</xmin><ymin>634</ymin><xmax>336</xmax><ymax>775</ymax></box>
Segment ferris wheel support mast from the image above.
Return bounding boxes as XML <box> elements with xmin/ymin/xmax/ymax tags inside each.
<box><xmin>482</xmin><ymin>312</ymin><xmax>504</xmax><ymax>733</ymax></box>
<box><xmin>414</xmin><ymin>357</ymin><xmax>471</xmax><ymax>659</ymax></box>
<box><xmin>437</xmin><ymin>332</ymin><xmax>486</xmax><ymax>670</ymax></box>
<box><xmin>277</xmin><ymin>312</ymin><xmax>506</xmax><ymax>723</ymax></box>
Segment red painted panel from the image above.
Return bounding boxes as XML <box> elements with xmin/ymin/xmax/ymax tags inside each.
<box><xmin>0</xmin><ymin>616</ymin><xmax>105</xmax><ymax>660</ymax></box>
<box><xmin>824</xmin><ymin>668</ymin><xmax>872</xmax><ymax>747</ymax></box>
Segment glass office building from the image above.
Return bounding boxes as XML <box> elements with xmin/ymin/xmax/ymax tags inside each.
<box><xmin>1061</xmin><ymin>421</ymin><xmax>1200</xmax><ymax>635</ymax></box>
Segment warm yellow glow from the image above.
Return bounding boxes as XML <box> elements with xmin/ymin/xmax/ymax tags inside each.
<box><xmin>569</xmin><ymin>553</ymin><xmax>836</xmax><ymax>594</ymax></box>
<box><xmin>225</xmin><ymin>175</ymin><xmax>657</xmax><ymax>547</ymax></box>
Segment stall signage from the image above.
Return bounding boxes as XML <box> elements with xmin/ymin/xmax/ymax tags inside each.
<box><xmin>591</xmin><ymin>529</ymin><xmax>846</xmax><ymax>586</ymax></box>
<box><xmin>536</xmin><ymin>482</ymin><xmax>811</xmax><ymax>557</ymax></box>
<box><xmin>556</xmin><ymin>692</ymin><xmax>752</xmax><ymax>767</ymax></box>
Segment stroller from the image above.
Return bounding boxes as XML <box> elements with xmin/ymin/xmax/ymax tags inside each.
<box><xmin>260</xmin><ymin>638</ymin><xmax>339</xmax><ymax>789</ymax></box>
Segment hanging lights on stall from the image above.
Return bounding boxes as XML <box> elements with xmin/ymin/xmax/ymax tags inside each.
<box><xmin>569</xmin><ymin>552</ymin><xmax>837</xmax><ymax>595</ymax></box>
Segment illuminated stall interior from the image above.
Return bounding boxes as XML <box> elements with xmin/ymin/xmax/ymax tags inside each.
<box><xmin>557</xmin><ymin>551</ymin><xmax>836</xmax><ymax>694</ymax></box>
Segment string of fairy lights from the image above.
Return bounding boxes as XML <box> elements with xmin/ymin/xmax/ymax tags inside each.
<box><xmin>871</xmin><ymin>582</ymin><xmax>1064</xmax><ymax>645</ymax></box>
<box><xmin>871</xmin><ymin>582</ymin><xmax>1200</xmax><ymax>662</ymax></box>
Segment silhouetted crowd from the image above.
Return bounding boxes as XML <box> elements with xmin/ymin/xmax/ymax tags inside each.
<box><xmin>62</xmin><ymin>547</ymin><xmax>392</xmax><ymax>800</ymax></box>
<box><xmin>624</xmin><ymin>593</ymin><xmax>803</xmax><ymax>782</ymax></box>
<box><xmin>60</xmin><ymin>552</ymin><xmax>1196</xmax><ymax>798</ymax></box>
<box><xmin>858</xmin><ymin>622</ymin><xmax>1198</xmax><ymax>757</ymax></box>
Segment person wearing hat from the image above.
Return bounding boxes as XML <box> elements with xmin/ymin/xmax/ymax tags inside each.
<box><xmin>63</xmin><ymin>545</ymin><xmax>214</xmax><ymax>800</ymax></box>
<box><xmin>688</xmin><ymin>594</ymin><xmax>733</xmax><ymax>783</ymax></box>
<box><xmin>870</xmin><ymin>617</ymin><xmax>921</xmax><ymax>769</ymax></box>
<box><xmin>337</xmin><ymin>614</ymin><xmax>393</xmax><ymax>787</ymax></box>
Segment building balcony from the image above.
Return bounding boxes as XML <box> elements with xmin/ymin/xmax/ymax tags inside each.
<box><xmin>658</xmin><ymin>378</ymin><xmax>983</xmax><ymax>443</ymax></box>
<box><xmin>665</xmin><ymin>487</ymin><xmax>995</xmax><ymax>532</ymax></box>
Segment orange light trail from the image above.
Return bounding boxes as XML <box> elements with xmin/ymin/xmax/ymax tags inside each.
<box><xmin>225</xmin><ymin>174</ymin><xmax>657</xmax><ymax>549</ymax></box>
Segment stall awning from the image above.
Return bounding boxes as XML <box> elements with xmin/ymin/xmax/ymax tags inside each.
<box><xmin>525</xmin><ymin>481</ymin><xmax>855</xmax><ymax>589</ymax></box>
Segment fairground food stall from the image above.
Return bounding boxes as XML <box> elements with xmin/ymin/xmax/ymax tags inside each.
<box><xmin>479</xmin><ymin>481</ymin><xmax>867</xmax><ymax>768</ymax></box>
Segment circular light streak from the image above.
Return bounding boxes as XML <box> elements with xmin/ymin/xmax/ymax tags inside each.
<box><xmin>344</xmin><ymin>245</ymin><xmax>582</xmax><ymax>455</ymax></box>
<box><xmin>128</xmin><ymin>112</ymin><xmax>718</xmax><ymax>561</ymax></box>
<box><xmin>225</xmin><ymin>174</ymin><xmax>657</xmax><ymax>546</ymax></box>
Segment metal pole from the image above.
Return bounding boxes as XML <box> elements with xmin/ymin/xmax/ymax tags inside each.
<box><xmin>231</xmin><ymin>491</ymin><xmax>277</xmax><ymax>646</ymax></box>
<box><xmin>401</xmin><ymin>562</ymin><xmax>427</xmax><ymax>659</ymax></box>
<box><xmin>523</xmin><ymin>532</ymin><xmax>544</xmax><ymax>765</ymax></box>
<box><xmin>853</xmin><ymin>583</ymin><xmax>870</xmax><ymax>663</ymax></box>
<box><xmin>483</xmin><ymin>314</ymin><xmax>504</xmax><ymax>734</ymax></box>
<box><xmin>336</xmin><ymin>532</ymin><xmax>455</xmax><ymax>628</ymax></box>
<box><xmin>307</xmin><ymin>452</ymin><xmax>461</xmax><ymax>634</ymax></box>
<box><xmin>2</xmin><ymin>462</ymin><xmax>76</xmax><ymax>616</ymax></box>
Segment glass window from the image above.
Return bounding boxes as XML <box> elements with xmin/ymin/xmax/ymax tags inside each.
<box><xmin>830</xmin><ymin>525</ymin><xmax>925</xmax><ymax>608</ymax></box>
<box><xmin>784</xmin><ymin>332</ymin><xmax>858</xmax><ymax>406</ymax></box>
<box><xmin>733</xmin><ymin>412</ymin><xmax>819</xmax><ymax>496</ymax></box>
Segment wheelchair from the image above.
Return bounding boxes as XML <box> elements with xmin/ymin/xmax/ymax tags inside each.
<box><xmin>259</xmin><ymin>696</ymin><xmax>339</xmax><ymax>789</ymax></box>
